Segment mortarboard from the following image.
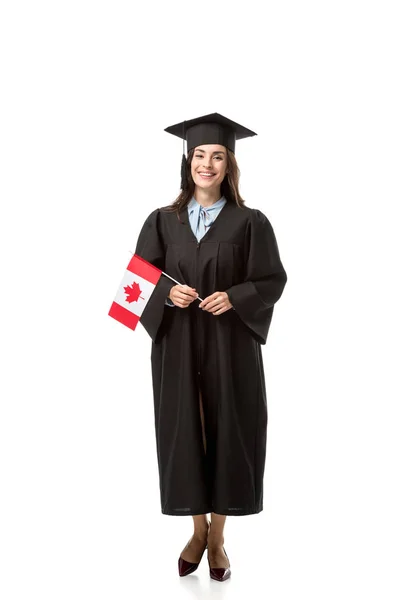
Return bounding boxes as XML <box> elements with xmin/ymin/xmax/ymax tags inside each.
<box><xmin>164</xmin><ymin>112</ymin><xmax>257</xmax><ymax>190</ymax></box>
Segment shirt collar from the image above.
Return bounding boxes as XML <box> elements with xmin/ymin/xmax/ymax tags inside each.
<box><xmin>188</xmin><ymin>195</ymin><xmax>227</xmax><ymax>215</ymax></box>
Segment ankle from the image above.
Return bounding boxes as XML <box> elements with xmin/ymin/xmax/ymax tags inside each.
<box><xmin>207</xmin><ymin>532</ymin><xmax>224</xmax><ymax>547</ymax></box>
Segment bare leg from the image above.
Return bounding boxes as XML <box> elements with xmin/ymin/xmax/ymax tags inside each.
<box><xmin>208</xmin><ymin>513</ymin><xmax>230</xmax><ymax>568</ymax></box>
<box><xmin>179</xmin><ymin>388</ymin><xmax>210</xmax><ymax>562</ymax></box>
<box><xmin>180</xmin><ymin>515</ymin><xmax>210</xmax><ymax>563</ymax></box>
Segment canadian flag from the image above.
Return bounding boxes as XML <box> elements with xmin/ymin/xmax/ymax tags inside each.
<box><xmin>108</xmin><ymin>254</ymin><xmax>162</xmax><ymax>331</ymax></box>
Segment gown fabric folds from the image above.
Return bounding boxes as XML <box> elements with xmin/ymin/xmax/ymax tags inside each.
<box><xmin>134</xmin><ymin>200</ymin><xmax>287</xmax><ymax>516</ymax></box>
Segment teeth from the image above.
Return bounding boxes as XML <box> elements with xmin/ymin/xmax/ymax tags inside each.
<box><xmin>199</xmin><ymin>172</ymin><xmax>214</xmax><ymax>177</ymax></box>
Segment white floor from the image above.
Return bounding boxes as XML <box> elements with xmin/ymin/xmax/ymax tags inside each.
<box><xmin>2</xmin><ymin>451</ymin><xmax>398</xmax><ymax>600</ymax></box>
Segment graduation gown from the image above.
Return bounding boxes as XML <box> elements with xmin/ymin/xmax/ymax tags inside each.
<box><xmin>134</xmin><ymin>200</ymin><xmax>287</xmax><ymax>516</ymax></box>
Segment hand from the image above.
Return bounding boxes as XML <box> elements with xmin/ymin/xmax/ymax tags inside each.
<box><xmin>168</xmin><ymin>284</ymin><xmax>199</xmax><ymax>308</ymax></box>
<box><xmin>199</xmin><ymin>291</ymin><xmax>233</xmax><ymax>315</ymax></box>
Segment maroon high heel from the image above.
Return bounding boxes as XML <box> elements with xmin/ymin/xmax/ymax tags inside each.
<box><xmin>208</xmin><ymin>546</ymin><xmax>231</xmax><ymax>582</ymax></box>
<box><xmin>178</xmin><ymin>553</ymin><xmax>205</xmax><ymax>577</ymax></box>
<box><xmin>178</xmin><ymin>522</ymin><xmax>210</xmax><ymax>577</ymax></box>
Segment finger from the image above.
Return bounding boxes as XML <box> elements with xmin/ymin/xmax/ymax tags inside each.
<box><xmin>174</xmin><ymin>292</ymin><xmax>196</xmax><ymax>305</ymax></box>
<box><xmin>203</xmin><ymin>297</ymin><xmax>223</xmax><ymax>310</ymax></box>
<box><xmin>213</xmin><ymin>306</ymin><xmax>228</xmax><ymax>315</ymax></box>
<box><xmin>176</xmin><ymin>300</ymin><xmax>190</xmax><ymax>308</ymax></box>
<box><xmin>211</xmin><ymin>300</ymin><xmax>231</xmax><ymax>313</ymax></box>
<box><xmin>199</xmin><ymin>293</ymin><xmax>218</xmax><ymax>308</ymax></box>
<box><xmin>199</xmin><ymin>298</ymin><xmax>213</xmax><ymax>308</ymax></box>
<box><xmin>175</xmin><ymin>291</ymin><xmax>197</xmax><ymax>302</ymax></box>
<box><xmin>209</xmin><ymin>304</ymin><xmax>224</xmax><ymax>313</ymax></box>
<box><xmin>182</xmin><ymin>285</ymin><xmax>198</xmax><ymax>297</ymax></box>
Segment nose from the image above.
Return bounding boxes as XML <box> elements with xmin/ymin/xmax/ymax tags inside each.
<box><xmin>203</xmin><ymin>157</ymin><xmax>212</xmax><ymax>169</ymax></box>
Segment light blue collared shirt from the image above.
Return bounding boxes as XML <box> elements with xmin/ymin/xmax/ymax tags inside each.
<box><xmin>187</xmin><ymin>195</ymin><xmax>227</xmax><ymax>242</ymax></box>
<box><xmin>165</xmin><ymin>195</ymin><xmax>227</xmax><ymax>306</ymax></box>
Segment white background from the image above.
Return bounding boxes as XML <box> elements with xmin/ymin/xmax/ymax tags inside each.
<box><xmin>1</xmin><ymin>1</ymin><xmax>399</xmax><ymax>599</ymax></box>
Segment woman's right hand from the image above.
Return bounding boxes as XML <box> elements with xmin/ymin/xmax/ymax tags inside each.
<box><xmin>168</xmin><ymin>285</ymin><xmax>199</xmax><ymax>308</ymax></box>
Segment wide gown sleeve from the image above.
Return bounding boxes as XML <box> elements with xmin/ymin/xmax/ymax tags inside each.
<box><xmin>225</xmin><ymin>208</ymin><xmax>287</xmax><ymax>345</ymax></box>
<box><xmin>134</xmin><ymin>208</ymin><xmax>174</xmax><ymax>343</ymax></box>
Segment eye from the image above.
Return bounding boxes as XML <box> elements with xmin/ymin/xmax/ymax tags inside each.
<box><xmin>214</xmin><ymin>156</ymin><xmax>223</xmax><ymax>160</ymax></box>
<box><xmin>195</xmin><ymin>154</ymin><xmax>203</xmax><ymax>158</ymax></box>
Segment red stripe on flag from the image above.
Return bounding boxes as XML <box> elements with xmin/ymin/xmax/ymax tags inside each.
<box><xmin>108</xmin><ymin>301</ymin><xmax>140</xmax><ymax>331</ymax></box>
<box><xmin>127</xmin><ymin>254</ymin><xmax>162</xmax><ymax>285</ymax></box>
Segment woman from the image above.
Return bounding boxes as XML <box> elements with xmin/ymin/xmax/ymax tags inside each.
<box><xmin>134</xmin><ymin>113</ymin><xmax>287</xmax><ymax>581</ymax></box>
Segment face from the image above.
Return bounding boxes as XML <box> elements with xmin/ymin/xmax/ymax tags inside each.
<box><xmin>190</xmin><ymin>144</ymin><xmax>228</xmax><ymax>191</ymax></box>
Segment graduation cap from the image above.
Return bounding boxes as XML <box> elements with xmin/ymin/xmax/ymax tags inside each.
<box><xmin>164</xmin><ymin>112</ymin><xmax>257</xmax><ymax>190</ymax></box>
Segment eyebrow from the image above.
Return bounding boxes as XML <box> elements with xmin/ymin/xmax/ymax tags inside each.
<box><xmin>195</xmin><ymin>148</ymin><xmax>226</xmax><ymax>155</ymax></box>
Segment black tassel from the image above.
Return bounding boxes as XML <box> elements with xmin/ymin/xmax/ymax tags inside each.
<box><xmin>180</xmin><ymin>153</ymin><xmax>188</xmax><ymax>191</ymax></box>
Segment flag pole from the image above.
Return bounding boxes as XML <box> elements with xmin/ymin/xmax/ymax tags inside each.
<box><xmin>128</xmin><ymin>251</ymin><xmax>203</xmax><ymax>302</ymax></box>
<box><xmin>160</xmin><ymin>271</ymin><xmax>204</xmax><ymax>302</ymax></box>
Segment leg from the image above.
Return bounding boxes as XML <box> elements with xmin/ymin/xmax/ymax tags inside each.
<box><xmin>208</xmin><ymin>513</ymin><xmax>230</xmax><ymax>568</ymax></box>
<box><xmin>179</xmin><ymin>515</ymin><xmax>210</xmax><ymax>563</ymax></box>
<box><xmin>179</xmin><ymin>386</ymin><xmax>210</xmax><ymax>562</ymax></box>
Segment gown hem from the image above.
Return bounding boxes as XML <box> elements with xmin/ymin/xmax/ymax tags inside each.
<box><xmin>161</xmin><ymin>504</ymin><xmax>263</xmax><ymax>516</ymax></box>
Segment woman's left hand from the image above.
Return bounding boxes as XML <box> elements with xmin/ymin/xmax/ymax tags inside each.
<box><xmin>199</xmin><ymin>291</ymin><xmax>233</xmax><ymax>315</ymax></box>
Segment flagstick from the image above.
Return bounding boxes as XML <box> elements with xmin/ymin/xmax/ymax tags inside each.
<box><xmin>160</xmin><ymin>271</ymin><xmax>204</xmax><ymax>303</ymax></box>
<box><xmin>128</xmin><ymin>251</ymin><xmax>203</xmax><ymax>302</ymax></box>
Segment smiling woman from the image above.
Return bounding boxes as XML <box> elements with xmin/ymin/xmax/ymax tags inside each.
<box><xmin>191</xmin><ymin>145</ymin><xmax>227</xmax><ymax>190</ymax></box>
<box><xmin>133</xmin><ymin>112</ymin><xmax>288</xmax><ymax>582</ymax></box>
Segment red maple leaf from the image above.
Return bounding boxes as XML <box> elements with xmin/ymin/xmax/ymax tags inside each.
<box><xmin>124</xmin><ymin>281</ymin><xmax>145</xmax><ymax>304</ymax></box>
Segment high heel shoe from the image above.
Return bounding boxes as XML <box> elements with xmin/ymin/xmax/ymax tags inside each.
<box><xmin>178</xmin><ymin>523</ymin><xmax>210</xmax><ymax>577</ymax></box>
<box><xmin>208</xmin><ymin>546</ymin><xmax>231</xmax><ymax>582</ymax></box>
<box><xmin>178</xmin><ymin>551</ymin><xmax>205</xmax><ymax>577</ymax></box>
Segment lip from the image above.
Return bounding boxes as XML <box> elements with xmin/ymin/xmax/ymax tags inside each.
<box><xmin>198</xmin><ymin>172</ymin><xmax>215</xmax><ymax>179</ymax></box>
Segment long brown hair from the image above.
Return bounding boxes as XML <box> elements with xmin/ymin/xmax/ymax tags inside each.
<box><xmin>162</xmin><ymin>147</ymin><xmax>246</xmax><ymax>220</ymax></box>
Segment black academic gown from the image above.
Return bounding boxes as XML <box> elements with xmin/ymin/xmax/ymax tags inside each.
<box><xmin>134</xmin><ymin>200</ymin><xmax>287</xmax><ymax>516</ymax></box>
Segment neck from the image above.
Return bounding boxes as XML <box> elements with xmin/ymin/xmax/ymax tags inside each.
<box><xmin>194</xmin><ymin>186</ymin><xmax>222</xmax><ymax>207</ymax></box>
